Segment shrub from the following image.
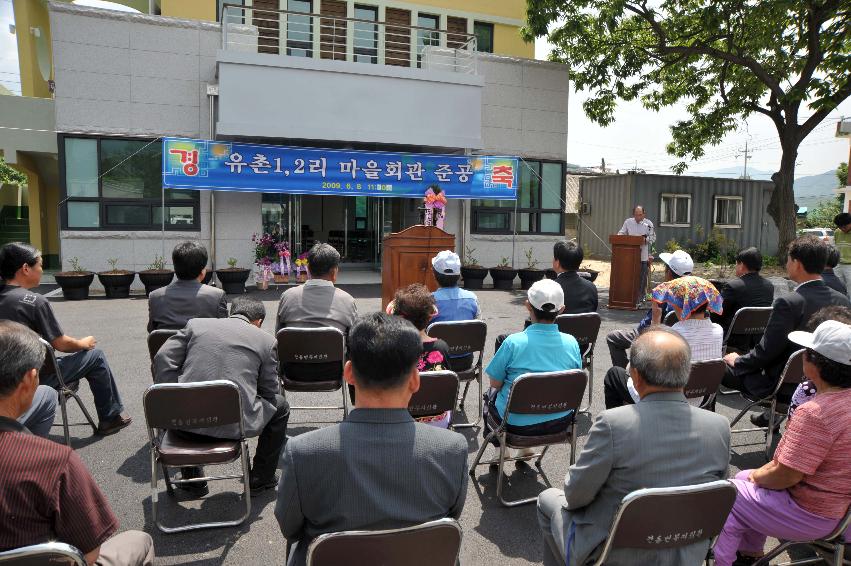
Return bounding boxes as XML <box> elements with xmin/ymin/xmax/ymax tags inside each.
<box><xmin>664</xmin><ymin>239</ymin><xmax>682</xmax><ymax>253</ymax></box>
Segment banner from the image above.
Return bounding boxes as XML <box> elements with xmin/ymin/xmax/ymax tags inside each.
<box><xmin>162</xmin><ymin>138</ymin><xmax>518</xmax><ymax>200</ymax></box>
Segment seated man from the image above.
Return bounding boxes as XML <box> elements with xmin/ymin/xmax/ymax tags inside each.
<box><xmin>538</xmin><ymin>328</ymin><xmax>731</xmax><ymax>566</ymax></box>
<box><xmin>723</xmin><ymin>236</ymin><xmax>850</xmax><ymax>426</ymax></box>
<box><xmin>0</xmin><ymin>321</ymin><xmax>153</xmax><ymax>565</ymax></box>
<box><xmin>710</xmin><ymin>247</ymin><xmax>775</xmax><ymax>352</ymax></box>
<box><xmin>822</xmin><ymin>245</ymin><xmax>847</xmax><ymax>296</ymax></box>
<box><xmin>430</xmin><ymin>250</ymin><xmax>479</xmax><ymax>371</ymax></box>
<box><xmin>275</xmin><ymin>313</ymin><xmax>468</xmax><ymax>566</ymax></box>
<box><xmin>0</xmin><ymin>242</ymin><xmax>130</xmax><ymax>436</ymax></box>
<box><xmin>154</xmin><ymin>296</ymin><xmax>289</xmax><ymax>494</ymax></box>
<box><xmin>833</xmin><ymin>212</ymin><xmax>851</xmax><ymax>296</ymax></box>
<box><xmin>147</xmin><ymin>241</ymin><xmax>227</xmax><ymax>332</ymax></box>
<box><xmin>605</xmin><ymin>249</ymin><xmax>693</xmax><ymax>369</ymax></box>
<box><xmin>484</xmin><ymin>279</ymin><xmax>582</xmax><ymax>443</ymax></box>
<box><xmin>553</xmin><ymin>239</ymin><xmax>598</xmax><ymax>314</ymax></box>
<box><xmin>714</xmin><ymin>320</ymin><xmax>851</xmax><ymax>566</ymax></box>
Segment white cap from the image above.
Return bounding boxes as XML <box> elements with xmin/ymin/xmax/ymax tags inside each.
<box><xmin>658</xmin><ymin>250</ymin><xmax>694</xmax><ymax>277</ymax></box>
<box><xmin>528</xmin><ymin>278</ymin><xmax>564</xmax><ymax>313</ymax></box>
<box><xmin>431</xmin><ymin>250</ymin><xmax>461</xmax><ymax>275</ymax></box>
<box><xmin>788</xmin><ymin>320</ymin><xmax>851</xmax><ymax>366</ymax></box>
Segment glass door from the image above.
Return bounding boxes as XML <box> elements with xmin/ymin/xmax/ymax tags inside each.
<box><xmin>260</xmin><ymin>193</ymin><xmax>301</xmax><ymax>252</ymax></box>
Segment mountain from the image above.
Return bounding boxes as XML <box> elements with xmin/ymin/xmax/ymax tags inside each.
<box><xmin>690</xmin><ymin>167</ymin><xmax>839</xmax><ymax>208</ymax></box>
<box><xmin>689</xmin><ymin>166</ymin><xmax>773</xmax><ymax>180</ymax></box>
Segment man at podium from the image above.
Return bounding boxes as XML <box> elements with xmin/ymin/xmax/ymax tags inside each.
<box><xmin>617</xmin><ymin>206</ymin><xmax>656</xmax><ymax>305</ymax></box>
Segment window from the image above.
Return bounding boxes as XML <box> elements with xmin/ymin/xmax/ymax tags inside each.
<box><xmin>714</xmin><ymin>196</ymin><xmax>743</xmax><ymax>227</ymax></box>
<box><xmin>61</xmin><ymin>137</ymin><xmax>200</xmax><ymax>231</ymax></box>
<box><xmin>353</xmin><ymin>5</ymin><xmax>378</xmax><ymax>64</ymax></box>
<box><xmin>473</xmin><ymin>22</ymin><xmax>493</xmax><ymax>53</ymax></box>
<box><xmin>471</xmin><ymin>160</ymin><xmax>565</xmax><ymax>235</ymax></box>
<box><xmin>217</xmin><ymin>0</ymin><xmax>246</xmax><ymax>23</ymax></box>
<box><xmin>660</xmin><ymin>194</ymin><xmax>692</xmax><ymax>226</ymax></box>
<box><xmin>287</xmin><ymin>0</ymin><xmax>313</xmax><ymax>57</ymax></box>
<box><xmin>416</xmin><ymin>13</ymin><xmax>440</xmax><ymax>67</ymax></box>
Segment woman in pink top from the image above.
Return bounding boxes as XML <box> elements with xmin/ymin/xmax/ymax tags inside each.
<box><xmin>714</xmin><ymin>320</ymin><xmax>851</xmax><ymax>566</ymax></box>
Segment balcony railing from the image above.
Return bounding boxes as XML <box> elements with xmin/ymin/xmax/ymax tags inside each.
<box><xmin>220</xmin><ymin>3</ymin><xmax>478</xmax><ymax>74</ymax></box>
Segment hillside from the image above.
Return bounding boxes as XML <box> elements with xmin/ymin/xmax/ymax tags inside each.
<box><xmin>692</xmin><ymin>167</ymin><xmax>840</xmax><ymax>208</ymax></box>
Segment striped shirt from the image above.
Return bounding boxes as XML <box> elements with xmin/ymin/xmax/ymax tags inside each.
<box><xmin>670</xmin><ymin>318</ymin><xmax>724</xmax><ymax>362</ymax></box>
<box><xmin>775</xmin><ymin>387</ymin><xmax>851</xmax><ymax>519</ymax></box>
<box><xmin>0</xmin><ymin>420</ymin><xmax>118</xmax><ymax>553</ymax></box>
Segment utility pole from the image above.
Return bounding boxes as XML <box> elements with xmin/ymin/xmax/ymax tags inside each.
<box><xmin>736</xmin><ymin>140</ymin><xmax>752</xmax><ymax>179</ymax></box>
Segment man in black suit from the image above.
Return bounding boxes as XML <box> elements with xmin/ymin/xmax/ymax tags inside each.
<box><xmin>723</xmin><ymin>236</ymin><xmax>850</xmax><ymax>424</ymax></box>
<box><xmin>552</xmin><ymin>240</ymin><xmax>598</xmax><ymax>314</ymax></box>
<box><xmin>710</xmin><ymin>247</ymin><xmax>775</xmax><ymax>352</ymax></box>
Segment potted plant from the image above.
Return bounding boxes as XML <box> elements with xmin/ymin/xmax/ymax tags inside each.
<box><xmin>97</xmin><ymin>258</ymin><xmax>135</xmax><ymax>298</ymax></box>
<box><xmin>254</xmin><ymin>261</ymin><xmax>272</xmax><ymax>291</ymax></box>
<box><xmin>294</xmin><ymin>253</ymin><xmax>308</xmax><ymax>283</ymax></box>
<box><xmin>518</xmin><ymin>248</ymin><xmax>546</xmax><ymax>290</ymax></box>
<box><xmin>138</xmin><ymin>254</ymin><xmax>175</xmax><ymax>297</ymax></box>
<box><xmin>55</xmin><ymin>257</ymin><xmax>94</xmax><ymax>300</ymax></box>
<box><xmin>577</xmin><ymin>263</ymin><xmax>600</xmax><ymax>282</ymax></box>
<box><xmin>216</xmin><ymin>257</ymin><xmax>251</xmax><ymax>294</ymax></box>
<box><xmin>489</xmin><ymin>256</ymin><xmax>518</xmax><ymax>290</ymax></box>
<box><xmin>274</xmin><ymin>244</ymin><xmax>291</xmax><ymax>284</ymax></box>
<box><xmin>460</xmin><ymin>246</ymin><xmax>488</xmax><ymax>290</ymax></box>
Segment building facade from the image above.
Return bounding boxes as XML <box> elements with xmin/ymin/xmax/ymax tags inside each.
<box><xmin>1</xmin><ymin>0</ymin><xmax>570</xmax><ymax>284</ymax></box>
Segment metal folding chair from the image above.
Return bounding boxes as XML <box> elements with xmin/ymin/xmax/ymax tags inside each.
<box><xmin>408</xmin><ymin>370</ymin><xmax>460</xmax><ymax>428</ymax></box>
<box><xmin>147</xmin><ymin>329</ymin><xmax>178</xmax><ymax>380</ymax></box>
<box><xmin>663</xmin><ymin>310</ymin><xmax>678</xmax><ymax>327</ymax></box>
<box><xmin>729</xmin><ymin>349</ymin><xmax>805</xmax><ymax>460</ymax></box>
<box><xmin>555</xmin><ymin>312</ymin><xmax>601</xmax><ymax>412</ymax></box>
<box><xmin>722</xmin><ymin>306</ymin><xmax>773</xmax><ymax>355</ymax></box>
<box><xmin>305</xmin><ymin>518</ymin><xmax>463</xmax><ymax>566</ymax></box>
<box><xmin>0</xmin><ymin>542</ymin><xmax>87</xmax><ymax>565</ymax></box>
<box><xmin>683</xmin><ymin>359</ymin><xmax>726</xmax><ymax>410</ymax></box>
<box><xmin>276</xmin><ymin>327</ymin><xmax>348</xmax><ymax>420</ymax></box>
<box><xmin>469</xmin><ymin>369</ymin><xmax>587</xmax><ymax>507</ymax></box>
<box><xmin>426</xmin><ymin>320</ymin><xmax>487</xmax><ymax>428</ymax></box>
<box><xmin>40</xmin><ymin>339</ymin><xmax>97</xmax><ymax>447</ymax></box>
<box><xmin>143</xmin><ymin>380</ymin><xmax>251</xmax><ymax>533</ymax></box>
<box><xmin>591</xmin><ymin>480</ymin><xmax>737</xmax><ymax>566</ymax></box>
<box><xmin>755</xmin><ymin>505</ymin><xmax>851</xmax><ymax>566</ymax></box>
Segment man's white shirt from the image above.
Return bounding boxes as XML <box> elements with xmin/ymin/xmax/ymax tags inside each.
<box><xmin>618</xmin><ymin>218</ymin><xmax>656</xmax><ymax>261</ymax></box>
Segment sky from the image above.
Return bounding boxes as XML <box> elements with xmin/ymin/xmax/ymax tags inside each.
<box><xmin>0</xmin><ymin>0</ymin><xmax>20</xmax><ymax>95</ymax></box>
<box><xmin>534</xmin><ymin>39</ymin><xmax>851</xmax><ymax>178</ymax></box>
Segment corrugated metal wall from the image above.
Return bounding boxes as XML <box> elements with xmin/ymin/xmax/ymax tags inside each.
<box><xmin>577</xmin><ymin>175</ymin><xmax>632</xmax><ymax>257</ymax></box>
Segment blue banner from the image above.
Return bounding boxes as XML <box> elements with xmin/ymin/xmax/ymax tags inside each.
<box><xmin>162</xmin><ymin>138</ymin><xmax>518</xmax><ymax>200</ymax></box>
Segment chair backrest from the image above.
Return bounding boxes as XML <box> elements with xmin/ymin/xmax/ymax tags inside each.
<box><xmin>776</xmin><ymin>348</ymin><xmax>806</xmax><ymax>391</ymax></box>
<box><xmin>276</xmin><ymin>327</ymin><xmax>346</xmax><ymax>365</ymax></box>
<box><xmin>147</xmin><ymin>329</ymin><xmax>178</xmax><ymax>361</ymax></box>
<box><xmin>0</xmin><ymin>542</ymin><xmax>87</xmax><ymax>566</ymax></box>
<box><xmin>555</xmin><ymin>313</ymin><xmax>602</xmax><ymax>355</ymax></box>
<box><xmin>682</xmin><ymin>359</ymin><xmax>726</xmax><ymax>401</ymax></box>
<box><xmin>306</xmin><ymin>518</ymin><xmax>462</xmax><ymax>566</ymax></box>
<box><xmin>505</xmin><ymin>370</ymin><xmax>587</xmax><ymax>417</ymax></box>
<box><xmin>594</xmin><ymin>480</ymin><xmax>737</xmax><ymax>564</ymax></box>
<box><xmin>426</xmin><ymin>320</ymin><xmax>487</xmax><ymax>359</ymax></box>
<box><xmin>408</xmin><ymin>371</ymin><xmax>459</xmax><ymax>419</ymax></box>
<box><xmin>143</xmin><ymin>380</ymin><xmax>244</xmax><ymax>436</ymax></box>
<box><xmin>724</xmin><ymin>306</ymin><xmax>773</xmax><ymax>344</ymax></box>
<box><xmin>663</xmin><ymin>310</ymin><xmax>678</xmax><ymax>327</ymax></box>
<box><xmin>38</xmin><ymin>338</ymin><xmax>64</xmax><ymax>386</ymax></box>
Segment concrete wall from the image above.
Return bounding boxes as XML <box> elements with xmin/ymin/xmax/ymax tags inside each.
<box><xmin>0</xmin><ymin>96</ymin><xmax>57</xmax><ymax>160</ymax></box>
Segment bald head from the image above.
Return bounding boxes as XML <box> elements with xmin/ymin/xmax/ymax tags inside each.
<box><xmin>630</xmin><ymin>327</ymin><xmax>691</xmax><ymax>389</ymax></box>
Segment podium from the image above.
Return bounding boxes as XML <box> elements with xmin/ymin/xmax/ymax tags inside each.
<box><xmin>608</xmin><ymin>234</ymin><xmax>645</xmax><ymax>310</ymax></box>
<box><xmin>381</xmin><ymin>225</ymin><xmax>455</xmax><ymax>309</ymax></box>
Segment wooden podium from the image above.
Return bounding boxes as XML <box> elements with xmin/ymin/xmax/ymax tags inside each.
<box><xmin>381</xmin><ymin>225</ymin><xmax>455</xmax><ymax>309</ymax></box>
<box><xmin>608</xmin><ymin>234</ymin><xmax>645</xmax><ymax>310</ymax></box>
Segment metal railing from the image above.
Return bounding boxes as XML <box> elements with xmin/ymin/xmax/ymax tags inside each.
<box><xmin>221</xmin><ymin>4</ymin><xmax>478</xmax><ymax>74</ymax></box>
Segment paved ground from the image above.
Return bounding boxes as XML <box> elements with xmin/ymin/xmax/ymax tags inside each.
<box><xmin>46</xmin><ymin>284</ymin><xmax>787</xmax><ymax>565</ymax></box>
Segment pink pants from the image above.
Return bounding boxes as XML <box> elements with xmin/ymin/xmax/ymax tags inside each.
<box><xmin>714</xmin><ymin>470</ymin><xmax>849</xmax><ymax>566</ymax></box>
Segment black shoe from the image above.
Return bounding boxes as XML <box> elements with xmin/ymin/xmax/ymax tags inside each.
<box><xmin>177</xmin><ymin>467</ymin><xmax>209</xmax><ymax>497</ymax></box>
<box><xmin>732</xmin><ymin>552</ymin><xmax>759</xmax><ymax>565</ymax></box>
<box><xmin>249</xmin><ymin>475</ymin><xmax>278</xmax><ymax>495</ymax></box>
<box><xmin>96</xmin><ymin>412</ymin><xmax>132</xmax><ymax>436</ymax></box>
<box><xmin>750</xmin><ymin>411</ymin><xmax>782</xmax><ymax>431</ymax></box>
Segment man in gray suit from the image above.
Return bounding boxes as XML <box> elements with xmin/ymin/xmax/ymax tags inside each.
<box><xmin>275</xmin><ymin>313</ymin><xmax>468</xmax><ymax>566</ymax></box>
<box><xmin>148</xmin><ymin>241</ymin><xmax>227</xmax><ymax>332</ymax></box>
<box><xmin>538</xmin><ymin>328</ymin><xmax>731</xmax><ymax>566</ymax></box>
<box><xmin>153</xmin><ymin>296</ymin><xmax>289</xmax><ymax>495</ymax></box>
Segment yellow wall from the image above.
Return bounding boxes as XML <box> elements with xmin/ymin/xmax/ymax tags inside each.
<box><xmin>12</xmin><ymin>152</ymin><xmax>59</xmax><ymax>259</ymax></box>
<box><xmin>13</xmin><ymin>0</ymin><xmax>53</xmax><ymax>99</ymax></box>
<box><xmin>414</xmin><ymin>0</ymin><xmax>526</xmax><ymax>21</ymax></box>
<box><xmin>161</xmin><ymin>0</ymin><xmax>217</xmax><ymax>22</ymax></box>
<box><xmin>493</xmin><ymin>22</ymin><xmax>534</xmax><ymax>58</ymax></box>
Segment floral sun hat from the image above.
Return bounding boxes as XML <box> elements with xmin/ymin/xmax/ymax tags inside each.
<box><xmin>651</xmin><ymin>275</ymin><xmax>723</xmax><ymax>320</ymax></box>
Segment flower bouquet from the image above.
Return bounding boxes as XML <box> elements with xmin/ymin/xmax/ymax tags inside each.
<box><xmin>423</xmin><ymin>185</ymin><xmax>447</xmax><ymax>229</ymax></box>
<box><xmin>274</xmin><ymin>243</ymin><xmax>291</xmax><ymax>284</ymax></box>
<box><xmin>254</xmin><ymin>258</ymin><xmax>272</xmax><ymax>290</ymax></box>
<box><xmin>294</xmin><ymin>253</ymin><xmax>308</xmax><ymax>283</ymax></box>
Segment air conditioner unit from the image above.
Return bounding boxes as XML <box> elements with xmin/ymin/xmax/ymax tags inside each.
<box><xmin>837</xmin><ymin>120</ymin><xmax>851</xmax><ymax>137</ymax></box>
<box><xmin>580</xmin><ymin>202</ymin><xmax>591</xmax><ymax>215</ymax></box>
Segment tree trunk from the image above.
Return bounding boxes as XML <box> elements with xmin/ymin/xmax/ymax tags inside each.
<box><xmin>767</xmin><ymin>144</ymin><xmax>799</xmax><ymax>261</ymax></box>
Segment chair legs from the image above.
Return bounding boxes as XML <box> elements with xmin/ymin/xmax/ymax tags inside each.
<box><xmin>730</xmin><ymin>397</ymin><xmax>783</xmax><ymax>461</ymax></box>
<box><xmin>754</xmin><ymin>539</ymin><xmax>846</xmax><ymax>566</ymax></box>
<box><xmin>56</xmin><ymin>387</ymin><xmax>98</xmax><ymax>447</ymax></box>
<box><xmin>452</xmin><ymin>374</ymin><xmax>482</xmax><ymax>429</ymax></box>
<box><xmin>579</xmin><ymin>361</ymin><xmax>593</xmax><ymax>414</ymax></box>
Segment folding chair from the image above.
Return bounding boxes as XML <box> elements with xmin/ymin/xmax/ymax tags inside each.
<box><xmin>683</xmin><ymin>359</ymin><xmax>726</xmax><ymax>410</ymax></box>
<box><xmin>276</xmin><ymin>327</ymin><xmax>348</xmax><ymax>420</ymax></box>
<box><xmin>755</xmin><ymin>505</ymin><xmax>851</xmax><ymax>566</ymax></box>
<box><xmin>555</xmin><ymin>313</ymin><xmax>601</xmax><ymax>412</ymax></box>
<box><xmin>40</xmin><ymin>339</ymin><xmax>97</xmax><ymax>447</ymax></box>
<box><xmin>408</xmin><ymin>370</ymin><xmax>460</xmax><ymax>428</ymax></box>
<box><xmin>426</xmin><ymin>320</ymin><xmax>487</xmax><ymax>428</ymax></box>
<box><xmin>469</xmin><ymin>369</ymin><xmax>587</xmax><ymax>507</ymax></box>
<box><xmin>147</xmin><ymin>329</ymin><xmax>178</xmax><ymax>380</ymax></box>
<box><xmin>722</xmin><ymin>306</ymin><xmax>773</xmax><ymax>355</ymax></box>
<box><xmin>0</xmin><ymin>542</ymin><xmax>87</xmax><ymax>566</ymax></box>
<box><xmin>144</xmin><ymin>380</ymin><xmax>251</xmax><ymax>533</ymax></box>
<box><xmin>305</xmin><ymin>518</ymin><xmax>463</xmax><ymax>566</ymax></box>
<box><xmin>729</xmin><ymin>349</ymin><xmax>805</xmax><ymax>460</ymax></box>
<box><xmin>591</xmin><ymin>480</ymin><xmax>737</xmax><ymax>566</ymax></box>
<box><xmin>663</xmin><ymin>310</ymin><xmax>678</xmax><ymax>327</ymax></box>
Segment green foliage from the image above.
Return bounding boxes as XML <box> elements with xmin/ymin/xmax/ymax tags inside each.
<box><xmin>664</xmin><ymin>239</ymin><xmax>681</xmax><ymax>253</ymax></box>
<box><xmin>227</xmin><ymin>257</ymin><xmax>238</xmax><ymax>268</ymax></box>
<box><xmin>687</xmin><ymin>228</ymin><xmax>736</xmax><ymax>264</ymax></box>
<box><xmin>524</xmin><ymin>248</ymin><xmax>539</xmax><ymax>269</ymax></box>
<box><xmin>804</xmin><ymin>199</ymin><xmax>842</xmax><ymax>229</ymax></box>
<box><xmin>497</xmin><ymin>256</ymin><xmax>511</xmax><ymax>268</ymax></box>
<box><xmin>67</xmin><ymin>257</ymin><xmax>86</xmax><ymax>273</ymax></box>
<box><xmin>0</xmin><ymin>156</ymin><xmax>26</xmax><ymax>187</ymax></box>
<box><xmin>838</xmin><ymin>162</ymin><xmax>848</xmax><ymax>188</ymax></box>
<box><xmin>107</xmin><ymin>258</ymin><xmax>119</xmax><ymax>271</ymax></box>
<box><xmin>148</xmin><ymin>255</ymin><xmax>166</xmax><ymax>271</ymax></box>
<box><xmin>463</xmin><ymin>245</ymin><xmax>480</xmax><ymax>267</ymax></box>
<box><xmin>763</xmin><ymin>255</ymin><xmax>779</xmax><ymax>268</ymax></box>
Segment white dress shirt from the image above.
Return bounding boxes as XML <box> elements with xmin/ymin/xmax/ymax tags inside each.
<box><xmin>618</xmin><ymin>217</ymin><xmax>656</xmax><ymax>261</ymax></box>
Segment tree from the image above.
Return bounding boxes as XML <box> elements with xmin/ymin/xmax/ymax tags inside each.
<box><xmin>838</xmin><ymin>162</ymin><xmax>848</xmax><ymax>187</ymax></box>
<box><xmin>524</xmin><ymin>1</ymin><xmax>851</xmax><ymax>255</ymax></box>
<box><xmin>0</xmin><ymin>156</ymin><xmax>26</xmax><ymax>187</ymax></box>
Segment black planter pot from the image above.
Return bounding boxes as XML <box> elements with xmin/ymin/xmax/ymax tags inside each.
<box><xmin>216</xmin><ymin>269</ymin><xmax>251</xmax><ymax>294</ymax></box>
<box><xmin>578</xmin><ymin>269</ymin><xmax>600</xmax><ymax>282</ymax></box>
<box><xmin>489</xmin><ymin>267</ymin><xmax>518</xmax><ymax>290</ymax></box>
<box><xmin>460</xmin><ymin>266</ymin><xmax>488</xmax><ymax>290</ymax></box>
<box><xmin>138</xmin><ymin>270</ymin><xmax>175</xmax><ymax>297</ymax></box>
<box><xmin>545</xmin><ymin>268</ymin><xmax>557</xmax><ymax>280</ymax></box>
<box><xmin>55</xmin><ymin>273</ymin><xmax>94</xmax><ymax>300</ymax></box>
<box><xmin>518</xmin><ymin>268</ymin><xmax>546</xmax><ymax>290</ymax></box>
<box><xmin>97</xmin><ymin>272</ymin><xmax>136</xmax><ymax>298</ymax></box>
<box><xmin>202</xmin><ymin>270</ymin><xmax>214</xmax><ymax>285</ymax></box>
